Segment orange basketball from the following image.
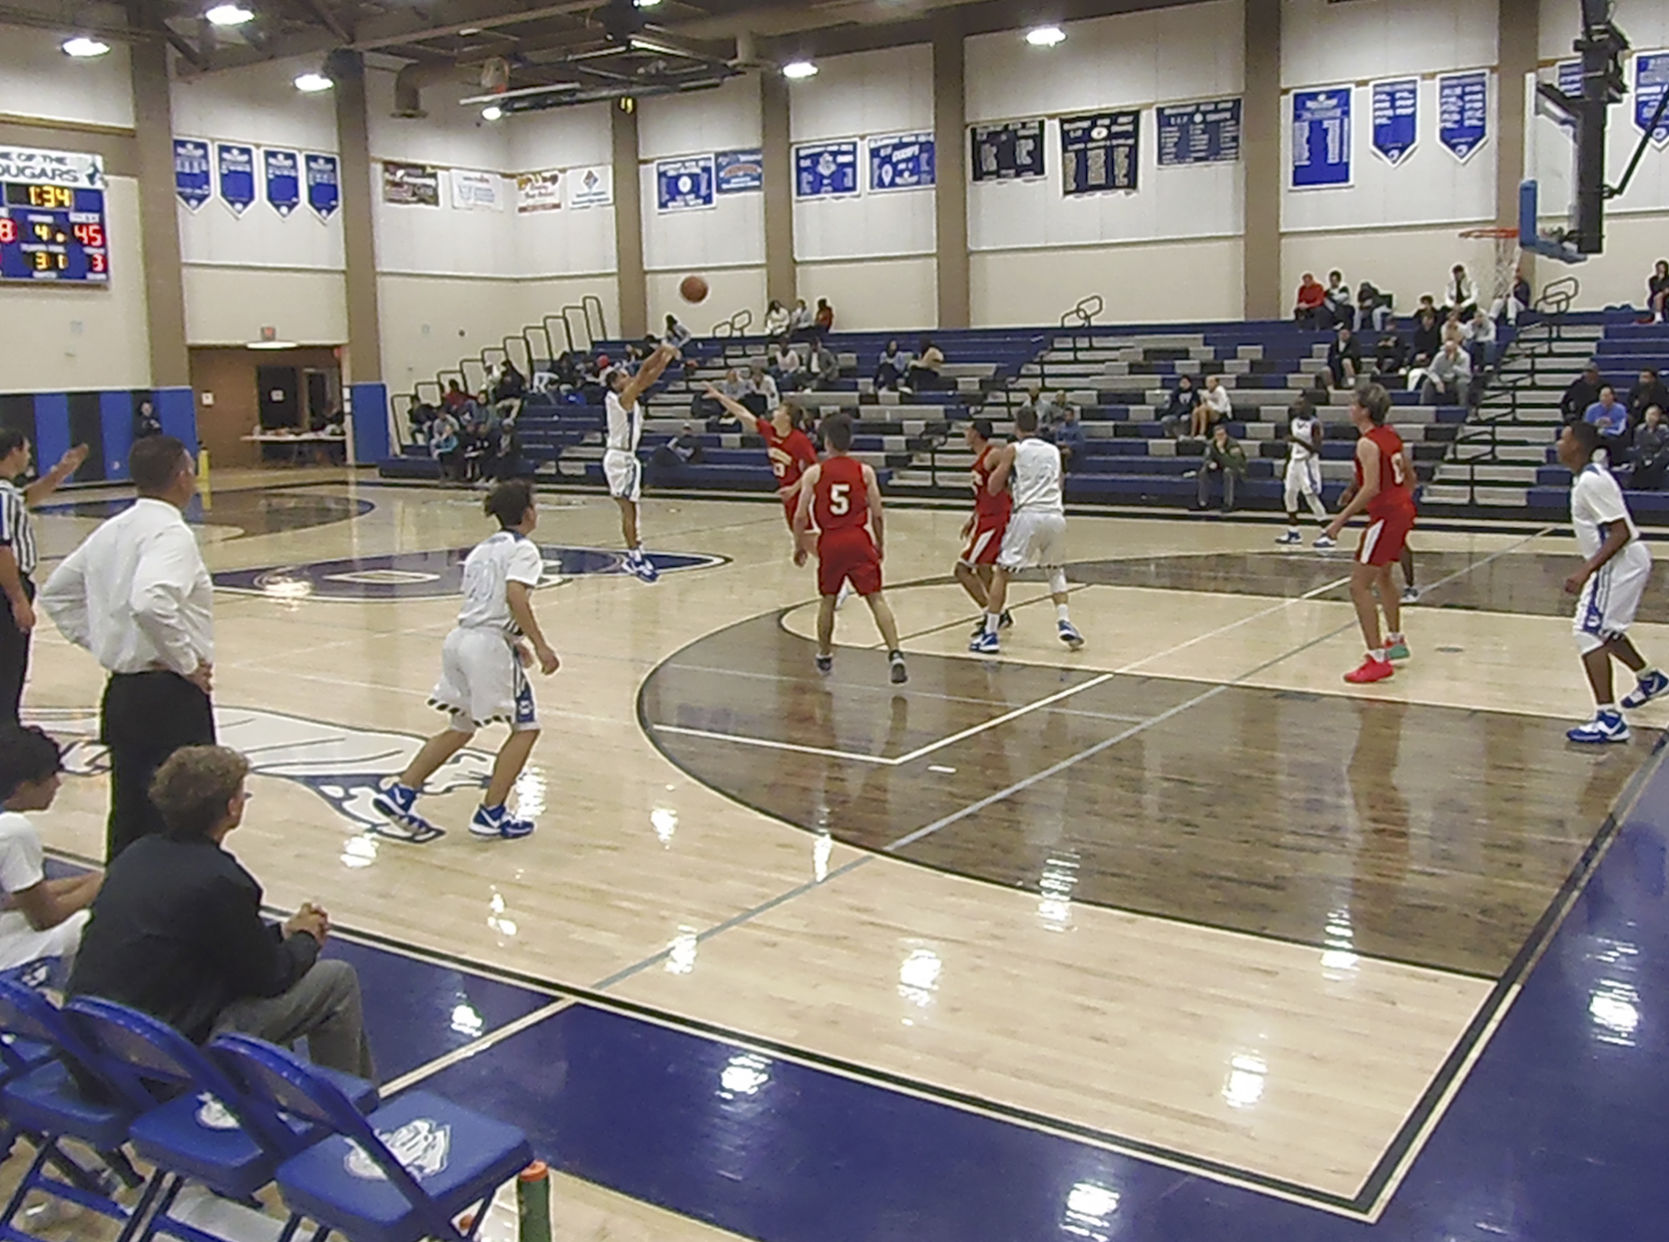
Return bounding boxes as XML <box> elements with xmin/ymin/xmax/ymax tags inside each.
<box><xmin>679</xmin><ymin>274</ymin><xmax>709</xmax><ymax>303</ymax></box>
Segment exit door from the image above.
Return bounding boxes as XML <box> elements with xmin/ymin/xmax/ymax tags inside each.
<box><xmin>257</xmin><ymin>366</ymin><xmax>301</xmax><ymax>431</ymax></box>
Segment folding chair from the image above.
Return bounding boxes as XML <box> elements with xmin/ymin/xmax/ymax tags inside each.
<box><xmin>211</xmin><ymin>1035</ymin><xmax>531</xmax><ymax>1242</ymax></box>
<box><xmin>0</xmin><ymin>978</ymin><xmax>156</xmax><ymax>1242</ymax></box>
<box><xmin>65</xmin><ymin>997</ymin><xmax>378</xmax><ymax>1242</ymax></box>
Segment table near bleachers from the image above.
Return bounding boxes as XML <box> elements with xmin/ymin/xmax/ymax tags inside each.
<box><xmin>243</xmin><ymin>431</ymin><xmax>347</xmax><ymax>466</ymax></box>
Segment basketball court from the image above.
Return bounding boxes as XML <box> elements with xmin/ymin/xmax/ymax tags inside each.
<box><xmin>18</xmin><ymin>476</ymin><xmax>1667</xmax><ymax>1237</ymax></box>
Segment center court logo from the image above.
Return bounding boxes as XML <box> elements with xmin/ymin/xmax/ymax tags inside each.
<box><xmin>26</xmin><ymin>706</ymin><xmax>490</xmax><ymax>845</ymax></box>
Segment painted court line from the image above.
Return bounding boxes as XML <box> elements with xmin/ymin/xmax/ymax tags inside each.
<box><xmin>381</xmin><ymin>998</ymin><xmax>575</xmax><ymax>1093</ymax></box>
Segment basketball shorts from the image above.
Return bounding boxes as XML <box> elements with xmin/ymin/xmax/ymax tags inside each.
<box><xmin>1573</xmin><ymin>543</ymin><xmax>1652</xmax><ymax>654</ymax></box>
<box><xmin>959</xmin><ymin>518</ymin><xmax>1007</xmax><ymax>568</ymax></box>
<box><xmin>604</xmin><ymin>449</ymin><xmax>641</xmax><ymax>503</ymax></box>
<box><xmin>1357</xmin><ymin>507</ymin><xmax>1415</xmax><ymax>567</ymax></box>
<box><xmin>1284</xmin><ymin>457</ymin><xmax>1322</xmax><ymax>507</ymax></box>
<box><xmin>429</xmin><ymin>626</ymin><xmax>539</xmax><ymax>732</ymax></box>
<box><xmin>817</xmin><ymin>528</ymin><xmax>882</xmax><ymax>597</ymax></box>
<box><xmin>780</xmin><ymin>488</ymin><xmax>801</xmax><ymax>530</ymax></box>
<box><xmin>997</xmin><ymin>510</ymin><xmax>1067</xmax><ymax>572</ymax></box>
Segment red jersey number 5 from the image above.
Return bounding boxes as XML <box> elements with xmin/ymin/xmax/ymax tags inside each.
<box><xmin>829</xmin><ymin>483</ymin><xmax>851</xmax><ymax>515</ymax></box>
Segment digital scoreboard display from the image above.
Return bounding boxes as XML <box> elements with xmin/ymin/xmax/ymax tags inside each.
<box><xmin>0</xmin><ymin>146</ymin><xmax>109</xmax><ymax>285</ymax></box>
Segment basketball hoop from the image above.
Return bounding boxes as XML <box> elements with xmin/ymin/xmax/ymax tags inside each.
<box><xmin>1459</xmin><ymin>226</ymin><xmax>1521</xmax><ymax>314</ymax></box>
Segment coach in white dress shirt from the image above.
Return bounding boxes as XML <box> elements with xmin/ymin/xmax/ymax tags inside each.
<box><xmin>40</xmin><ymin>436</ymin><xmax>215</xmax><ymax>862</ymax></box>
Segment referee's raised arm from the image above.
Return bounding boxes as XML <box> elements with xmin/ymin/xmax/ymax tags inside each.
<box><xmin>0</xmin><ymin>432</ymin><xmax>86</xmax><ymax>727</ymax></box>
<box><xmin>39</xmin><ymin>436</ymin><xmax>216</xmax><ymax>863</ymax></box>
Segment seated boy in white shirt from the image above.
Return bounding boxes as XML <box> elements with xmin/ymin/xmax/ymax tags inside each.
<box><xmin>0</xmin><ymin>727</ymin><xmax>102</xmax><ymax>971</ymax></box>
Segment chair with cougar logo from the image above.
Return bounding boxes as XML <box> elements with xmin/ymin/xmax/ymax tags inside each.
<box><xmin>210</xmin><ymin>1034</ymin><xmax>532</xmax><ymax>1242</ymax></box>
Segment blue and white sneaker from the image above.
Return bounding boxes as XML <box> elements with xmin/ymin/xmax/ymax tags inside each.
<box><xmin>1566</xmin><ymin>711</ymin><xmax>1630</xmax><ymax>745</ymax></box>
<box><xmin>1058</xmin><ymin>620</ymin><xmax>1085</xmax><ymax>651</ymax></box>
<box><xmin>1622</xmin><ymin>669</ymin><xmax>1669</xmax><ymax>709</ymax></box>
<box><xmin>969</xmin><ymin>631</ymin><xmax>1000</xmax><ymax>655</ymax></box>
<box><xmin>470</xmin><ymin>803</ymin><xmax>536</xmax><ymax>840</ymax></box>
<box><xmin>1314</xmin><ymin>535</ymin><xmax>1337</xmax><ymax>550</ymax></box>
<box><xmin>370</xmin><ymin>783</ymin><xmax>438</xmax><ymax>838</ymax></box>
<box><xmin>815</xmin><ymin>653</ymin><xmax>833</xmax><ymax>675</ymax></box>
<box><xmin>625</xmin><ymin>551</ymin><xmax>660</xmax><ymax>583</ymax></box>
<box><xmin>1275</xmin><ymin>530</ymin><xmax>1302</xmax><ymax>546</ymax></box>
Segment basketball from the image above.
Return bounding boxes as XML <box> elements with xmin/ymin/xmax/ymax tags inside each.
<box><xmin>679</xmin><ymin>274</ymin><xmax>709</xmax><ymax>303</ymax></box>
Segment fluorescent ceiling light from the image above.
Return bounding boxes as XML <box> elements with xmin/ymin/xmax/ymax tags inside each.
<box><xmin>246</xmin><ymin>339</ymin><xmax>299</xmax><ymax>350</ymax></box>
<box><xmin>635</xmin><ymin>0</ymin><xmax>662</xmax><ymax>7</ymax></box>
<box><xmin>458</xmin><ymin>26</ymin><xmax>481</xmax><ymax>34</ymax></box>
<box><xmin>61</xmin><ymin>36</ymin><xmax>111</xmax><ymax>57</ymax></box>
<box><xmin>294</xmin><ymin>71</ymin><xmax>332</xmax><ymax>92</ymax></box>
<box><xmin>481</xmin><ymin>105</ymin><xmax>503</xmax><ymax>120</ymax></box>
<box><xmin>205</xmin><ymin>3</ymin><xmax>253</xmax><ymax>26</ymax></box>
<box><xmin>782</xmin><ymin>60</ymin><xmax>817</xmax><ymax>79</ymax></box>
<box><xmin>1026</xmin><ymin>25</ymin><xmax>1066</xmax><ymax>47</ymax></box>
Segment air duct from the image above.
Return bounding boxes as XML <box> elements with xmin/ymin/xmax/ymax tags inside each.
<box><xmin>393</xmin><ymin>61</ymin><xmax>461</xmax><ymax>117</ymax></box>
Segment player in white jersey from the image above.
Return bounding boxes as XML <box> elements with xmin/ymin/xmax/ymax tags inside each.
<box><xmin>372</xmin><ymin>481</ymin><xmax>560</xmax><ymax>839</ymax></box>
<box><xmin>970</xmin><ymin>406</ymin><xmax>1084</xmax><ymax>654</ymax></box>
<box><xmin>605</xmin><ymin>343</ymin><xmax>678</xmax><ymax>582</ymax></box>
<box><xmin>1558</xmin><ymin>422</ymin><xmax>1667</xmax><ymax>743</ymax></box>
<box><xmin>1275</xmin><ymin>400</ymin><xmax>1335</xmax><ymax>548</ymax></box>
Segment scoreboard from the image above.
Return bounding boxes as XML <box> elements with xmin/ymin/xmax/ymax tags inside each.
<box><xmin>0</xmin><ymin>146</ymin><xmax>110</xmax><ymax>285</ymax></box>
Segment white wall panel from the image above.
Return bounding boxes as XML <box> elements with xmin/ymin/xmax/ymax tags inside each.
<box><xmin>515</xmin><ymin>275</ymin><xmax>619</xmax><ymax>344</ymax></box>
<box><xmin>788</xmin><ymin>46</ymin><xmax>933</xmax><ymax>143</ymax></box>
<box><xmin>171</xmin><ymin>58</ymin><xmax>339</xmax><ymax>153</ymax></box>
<box><xmin>640</xmin><ymin>165</ymin><xmax>765</xmax><ymax>270</ymax></box>
<box><xmin>798</xmin><ymin>258</ymin><xmax>936</xmax><ymax>332</ymax></box>
<box><xmin>375</xmin><ymin>176</ymin><xmax>515</xmax><ymax>277</ymax></box>
<box><xmin>183</xmin><ymin>267</ymin><xmax>347</xmax><ymax>345</ymax></box>
<box><xmin>793</xmin><ymin>187</ymin><xmax>934</xmax><ymax>263</ymax></box>
<box><xmin>972</xmin><ymin>240</ymin><xmax>1242</xmax><ymax>327</ymax></box>
<box><xmin>638</xmin><ymin>76</ymin><xmax>761</xmax><ymax>159</ymax></box>
<box><xmin>1540</xmin><ymin>0</ymin><xmax>1669</xmax><ymax>61</ymax></box>
<box><xmin>508</xmin><ymin>103</ymin><xmax>613</xmax><ymax>172</ymax></box>
<box><xmin>514</xmin><ymin>192</ymin><xmax>616</xmax><ymax>277</ymax></box>
<box><xmin>0</xmin><ymin>25</ymin><xmax>133</xmax><ymax>128</ymax></box>
<box><xmin>179</xmin><ymin>193</ymin><xmax>346</xmax><ymax>270</ymax></box>
<box><xmin>379</xmin><ymin>273</ymin><xmax>530</xmax><ymax>392</ymax></box>
<box><xmin>366</xmin><ymin>67</ymin><xmax>509</xmax><ymax>170</ymax></box>
<box><xmin>1282</xmin><ymin>0</ymin><xmax>1496</xmax><ymax>85</ymax></box>
<box><xmin>1281</xmin><ymin>76</ymin><xmax>1498</xmax><ymax>232</ymax></box>
<box><xmin>648</xmin><ymin>267</ymin><xmax>764</xmax><ymax>335</ymax></box>
<box><xmin>1527</xmin><ymin>56</ymin><xmax>1669</xmax><ymax>223</ymax></box>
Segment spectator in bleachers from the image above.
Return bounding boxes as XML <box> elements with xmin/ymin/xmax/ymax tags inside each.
<box><xmin>490</xmin><ymin>360</ymin><xmax>525</xmax><ymax>422</ymax></box>
<box><xmin>443</xmin><ymin>379</ymin><xmax>469</xmax><ymax>414</ymax></box>
<box><xmin>1585</xmin><ymin>385</ymin><xmax>1629</xmax><ymax>442</ymax></box>
<box><xmin>408</xmin><ymin>401</ymin><xmax>436</xmax><ymax>446</ymax></box>
<box><xmin>1193</xmin><ymin>375</ymin><xmax>1232</xmax><ymax>438</ymax></box>
<box><xmin>1633</xmin><ymin>406</ymin><xmax>1669</xmax><ymax>489</ymax></box>
<box><xmin>1441</xmin><ymin>310</ymin><xmax>1466</xmax><ymax>351</ymax></box>
<box><xmin>1444</xmin><ymin>264</ymin><xmax>1478</xmax><ymax>318</ymax></box>
<box><xmin>1323</xmin><ymin>270</ymin><xmax>1354</xmax><ymax>330</ymax></box>
<box><xmin>1648</xmin><ymin>259</ymin><xmax>1669</xmax><ymax>324</ymax></box>
<box><xmin>720</xmin><ymin>367</ymin><xmax>748</xmax><ymax>400</ymax></box>
<box><xmin>772</xmin><ymin>339</ymin><xmax>804</xmax><ymax>392</ymax></box>
<box><xmin>1628</xmin><ymin>369</ymin><xmax>1669</xmax><ymax>427</ymax></box>
<box><xmin>875</xmin><ymin>340</ymin><xmax>908</xmax><ymax>392</ymax></box>
<box><xmin>1054</xmin><ymin>405</ymin><xmax>1087</xmax><ymax>472</ymax></box>
<box><xmin>489</xmin><ymin>417</ymin><xmax>525</xmax><ymax>482</ymax></box>
<box><xmin>1294</xmin><ymin>273</ymin><xmax>1326</xmax><ymax>327</ymax></box>
<box><xmin>1373</xmin><ymin>321</ymin><xmax>1408</xmax><ymax>379</ymax></box>
<box><xmin>815</xmin><ymin>298</ymin><xmax>835</xmax><ymax>332</ymax></box>
<box><xmin>1162</xmin><ymin>375</ymin><xmax>1200</xmax><ymax>438</ymax></box>
<box><xmin>764</xmin><ymin>299</ymin><xmax>791</xmax><ymax>336</ymax></box>
<box><xmin>788</xmin><ymin>299</ymin><xmax>816</xmax><ymax>341</ymax></box>
<box><xmin>653</xmin><ymin>423</ymin><xmax>705</xmax><ymax>473</ymax></box>
<box><xmin>688</xmin><ymin>363</ymin><xmax>724</xmax><ymax>421</ymax></box>
<box><xmin>664</xmin><ymin>314</ymin><xmax>694</xmax><ymax>352</ymax></box>
<box><xmin>1357</xmin><ymin>280</ymin><xmax>1392</xmax><ymax>332</ymax></box>
<box><xmin>907</xmin><ymin>337</ymin><xmax>945</xmax><ymax>393</ymax></box>
<box><xmin>1494</xmin><ymin>268</ymin><xmax>1531</xmax><ymax>325</ymax></box>
<box><xmin>1463</xmin><ymin>309</ymin><xmax>1497</xmax><ymax>371</ymax></box>
<box><xmin>1195</xmin><ymin>425</ymin><xmax>1247</xmax><ymax>513</ymax></box>
<box><xmin>1327</xmin><ymin>325</ymin><xmax>1361</xmax><ymax>389</ymax></box>
<box><xmin>1560</xmin><ymin>362</ymin><xmax>1605</xmax><ymax>424</ymax></box>
<box><xmin>746</xmin><ymin>364</ymin><xmax>779</xmax><ymax>413</ymax></box>
<box><xmin>808</xmin><ymin>337</ymin><xmax>843</xmax><ymax>391</ymax></box>
<box><xmin>1421</xmin><ymin>341</ymin><xmax>1472</xmax><ymax>408</ymax></box>
<box><xmin>428</xmin><ymin>407</ymin><xmax>461</xmax><ymax>481</ymax></box>
<box><xmin>1410</xmin><ymin>307</ymin><xmax>1442</xmax><ymax>368</ymax></box>
<box><xmin>133</xmin><ymin>398</ymin><xmax>162</xmax><ymax>441</ymax></box>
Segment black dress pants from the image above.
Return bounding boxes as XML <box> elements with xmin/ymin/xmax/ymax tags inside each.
<box><xmin>0</xmin><ymin>576</ymin><xmax>32</xmax><ymax>727</ymax></box>
<box><xmin>98</xmin><ymin>670</ymin><xmax>216</xmax><ymax>861</ymax></box>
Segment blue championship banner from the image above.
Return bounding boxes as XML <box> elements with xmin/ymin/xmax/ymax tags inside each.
<box><xmin>715</xmin><ymin>149</ymin><xmax>763</xmax><ymax>194</ymax></box>
<box><xmin>1370</xmin><ymin>79</ymin><xmax>1418</xmax><ymax>165</ymax></box>
<box><xmin>1291</xmin><ymin>86</ymin><xmax>1352</xmax><ymax>189</ymax></box>
<box><xmin>1636</xmin><ymin>51</ymin><xmax>1669</xmax><ymax>149</ymax></box>
<box><xmin>216</xmin><ymin>142</ymin><xmax>256</xmax><ymax>215</ymax></box>
<box><xmin>655</xmin><ymin>155</ymin><xmax>715</xmax><ymax>212</ymax></box>
<box><xmin>173</xmin><ymin>139</ymin><xmax>211</xmax><ymax>211</ymax></box>
<box><xmin>1156</xmin><ymin>99</ymin><xmax>1241</xmax><ymax>166</ymax></box>
<box><xmin>1437</xmin><ymin>70</ymin><xmax>1489</xmax><ymax>162</ymax></box>
<box><xmin>263</xmin><ymin>148</ymin><xmax>300</xmax><ymax>217</ymax></box>
<box><xmin>868</xmin><ymin>133</ymin><xmax>935</xmax><ymax>192</ymax></box>
<box><xmin>794</xmin><ymin>141</ymin><xmax>860</xmax><ymax>199</ymax></box>
<box><xmin>1060</xmin><ymin>111</ymin><xmax>1139</xmax><ymax>195</ymax></box>
<box><xmin>970</xmin><ymin>119</ymin><xmax>1046</xmax><ymax>182</ymax></box>
<box><xmin>305</xmin><ymin>153</ymin><xmax>339</xmax><ymax>221</ymax></box>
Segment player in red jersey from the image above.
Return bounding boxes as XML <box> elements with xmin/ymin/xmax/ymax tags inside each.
<box><xmin>954</xmin><ymin>418</ymin><xmax>1014</xmax><ymax>636</ymax></box>
<box><xmin>704</xmin><ymin>385</ymin><xmax>819</xmax><ymax>529</ymax></box>
<box><xmin>791</xmin><ymin>415</ymin><xmax>908</xmax><ymax>684</ymax></box>
<box><xmin>1325</xmin><ymin>382</ymin><xmax>1416</xmax><ymax>684</ymax></box>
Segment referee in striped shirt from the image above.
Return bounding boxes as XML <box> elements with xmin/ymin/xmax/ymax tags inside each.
<box><xmin>0</xmin><ymin>430</ymin><xmax>88</xmax><ymax>725</ymax></box>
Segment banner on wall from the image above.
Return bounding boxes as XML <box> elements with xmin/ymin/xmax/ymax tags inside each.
<box><xmin>1060</xmin><ymin>111</ymin><xmax>1139</xmax><ymax>195</ymax></box>
<box><xmin>970</xmin><ymin>119</ymin><xmax>1046</xmax><ymax>182</ymax></box>
<box><xmin>656</xmin><ymin>155</ymin><xmax>715</xmax><ymax>211</ymax></box>
<box><xmin>868</xmin><ymin>133</ymin><xmax>935</xmax><ymax>192</ymax></box>
<box><xmin>1438</xmin><ymin>70</ymin><xmax>1489</xmax><ymax>161</ymax></box>
<box><xmin>0</xmin><ymin>146</ymin><xmax>102</xmax><ymax>187</ymax></box>
<box><xmin>715</xmin><ymin>149</ymin><xmax>763</xmax><ymax>194</ymax></box>
<box><xmin>382</xmin><ymin>161</ymin><xmax>440</xmax><ymax>207</ymax></box>
<box><xmin>1370</xmin><ymin>79</ymin><xmax>1418</xmax><ymax>165</ymax></box>
<box><xmin>1156</xmin><ymin>98</ymin><xmax>1241</xmax><ymax>166</ymax></box>
<box><xmin>263</xmin><ymin>149</ymin><xmax>300</xmax><ymax>217</ymax></box>
<box><xmin>173</xmin><ymin>139</ymin><xmax>211</xmax><ymax>211</ymax></box>
<box><xmin>216</xmin><ymin>143</ymin><xmax>255</xmax><ymax>215</ymax></box>
<box><xmin>794</xmin><ymin>141</ymin><xmax>860</xmax><ymax>199</ymax></box>
<box><xmin>1636</xmin><ymin>50</ymin><xmax>1669</xmax><ymax>148</ymax></box>
<box><xmin>1556</xmin><ymin>59</ymin><xmax>1582</xmax><ymax>95</ymax></box>
<box><xmin>570</xmin><ymin>164</ymin><xmax>613</xmax><ymax>208</ymax></box>
<box><xmin>516</xmin><ymin>170</ymin><xmax>562</xmax><ymax>213</ymax></box>
<box><xmin>451</xmin><ymin>169</ymin><xmax>502</xmax><ymax>210</ymax></box>
<box><xmin>306</xmin><ymin>153</ymin><xmax>339</xmax><ymax>222</ymax></box>
<box><xmin>1290</xmin><ymin>86</ymin><xmax>1352</xmax><ymax>189</ymax></box>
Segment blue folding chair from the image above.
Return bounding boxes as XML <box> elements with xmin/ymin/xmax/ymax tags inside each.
<box><xmin>0</xmin><ymin>978</ymin><xmax>158</xmax><ymax>1242</ymax></box>
<box><xmin>65</xmin><ymin>997</ymin><xmax>379</xmax><ymax>1242</ymax></box>
<box><xmin>211</xmin><ymin>1035</ymin><xmax>532</xmax><ymax>1242</ymax></box>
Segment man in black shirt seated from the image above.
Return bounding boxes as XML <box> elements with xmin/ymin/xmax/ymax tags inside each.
<box><xmin>68</xmin><ymin>746</ymin><xmax>374</xmax><ymax>1079</ymax></box>
<box><xmin>1560</xmin><ymin>362</ymin><xmax>1604</xmax><ymax>425</ymax></box>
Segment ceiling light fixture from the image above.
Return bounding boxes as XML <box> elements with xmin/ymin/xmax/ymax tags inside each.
<box><xmin>294</xmin><ymin>71</ymin><xmax>332</xmax><ymax>92</ymax></box>
<box><xmin>782</xmin><ymin>60</ymin><xmax>817</xmax><ymax>79</ymax></box>
<box><xmin>246</xmin><ymin>339</ymin><xmax>299</xmax><ymax>350</ymax></box>
<box><xmin>1026</xmin><ymin>25</ymin><xmax>1066</xmax><ymax>47</ymax></box>
<box><xmin>481</xmin><ymin>105</ymin><xmax>504</xmax><ymax>121</ymax></box>
<box><xmin>205</xmin><ymin>3</ymin><xmax>253</xmax><ymax>26</ymax></box>
<box><xmin>457</xmin><ymin>25</ymin><xmax>481</xmax><ymax>34</ymax></box>
<box><xmin>61</xmin><ymin>36</ymin><xmax>111</xmax><ymax>57</ymax></box>
<box><xmin>634</xmin><ymin>0</ymin><xmax>662</xmax><ymax>7</ymax></box>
